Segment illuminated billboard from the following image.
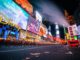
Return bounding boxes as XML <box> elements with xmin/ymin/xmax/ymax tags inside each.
<box><xmin>39</xmin><ymin>24</ymin><xmax>47</xmax><ymax>36</ymax></box>
<box><xmin>68</xmin><ymin>24</ymin><xmax>78</xmax><ymax>36</ymax></box>
<box><xmin>15</xmin><ymin>0</ymin><xmax>33</xmax><ymax>15</ymax></box>
<box><xmin>72</xmin><ymin>24</ymin><xmax>78</xmax><ymax>35</ymax></box>
<box><xmin>36</xmin><ymin>11</ymin><xmax>42</xmax><ymax>22</ymax></box>
<box><xmin>27</xmin><ymin>16</ymin><xmax>40</xmax><ymax>34</ymax></box>
<box><xmin>0</xmin><ymin>0</ymin><xmax>29</xmax><ymax>30</ymax></box>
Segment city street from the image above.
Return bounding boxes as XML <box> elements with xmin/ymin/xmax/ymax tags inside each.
<box><xmin>0</xmin><ymin>0</ymin><xmax>80</xmax><ymax>60</ymax></box>
<box><xmin>0</xmin><ymin>45</ymin><xmax>80</xmax><ymax>60</ymax></box>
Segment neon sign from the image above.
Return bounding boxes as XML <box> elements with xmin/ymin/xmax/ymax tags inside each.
<box><xmin>15</xmin><ymin>0</ymin><xmax>33</xmax><ymax>15</ymax></box>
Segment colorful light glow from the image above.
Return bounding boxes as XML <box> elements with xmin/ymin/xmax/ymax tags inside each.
<box><xmin>55</xmin><ymin>24</ymin><xmax>59</xmax><ymax>29</ymax></box>
<box><xmin>20</xmin><ymin>30</ymin><xmax>27</xmax><ymax>39</ymax></box>
<box><xmin>74</xmin><ymin>36</ymin><xmax>77</xmax><ymax>40</ymax></box>
<box><xmin>68</xmin><ymin>26</ymin><xmax>73</xmax><ymax>36</ymax></box>
<box><xmin>39</xmin><ymin>25</ymin><xmax>46</xmax><ymax>36</ymax></box>
<box><xmin>55</xmin><ymin>23</ymin><xmax>60</xmax><ymax>38</ymax></box>
<box><xmin>68</xmin><ymin>24</ymin><xmax>78</xmax><ymax>40</ymax></box>
<box><xmin>68</xmin><ymin>24</ymin><xmax>78</xmax><ymax>36</ymax></box>
<box><xmin>15</xmin><ymin>0</ymin><xmax>33</xmax><ymax>15</ymax></box>
<box><xmin>56</xmin><ymin>30</ymin><xmax>59</xmax><ymax>34</ymax></box>
<box><xmin>35</xmin><ymin>11</ymin><xmax>42</xmax><ymax>22</ymax></box>
<box><xmin>27</xmin><ymin>16</ymin><xmax>40</xmax><ymax>34</ymax></box>
<box><xmin>0</xmin><ymin>0</ymin><xmax>29</xmax><ymax>30</ymax></box>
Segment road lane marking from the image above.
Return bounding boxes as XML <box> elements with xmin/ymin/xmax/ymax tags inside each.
<box><xmin>65</xmin><ymin>51</ymin><xmax>73</xmax><ymax>55</ymax></box>
<box><xmin>35</xmin><ymin>55</ymin><xmax>39</xmax><ymax>57</ymax></box>
<box><xmin>30</xmin><ymin>52</ymin><xmax>41</xmax><ymax>58</ymax></box>
<box><xmin>44</xmin><ymin>51</ymin><xmax>50</xmax><ymax>54</ymax></box>
<box><xmin>25</xmin><ymin>57</ymin><xmax>31</xmax><ymax>60</ymax></box>
<box><xmin>30</xmin><ymin>53</ymin><xmax>41</xmax><ymax>56</ymax></box>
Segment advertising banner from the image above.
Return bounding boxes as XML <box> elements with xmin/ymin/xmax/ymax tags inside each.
<box><xmin>36</xmin><ymin>11</ymin><xmax>42</xmax><ymax>22</ymax></box>
<box><xmin>72</xmin><ymin>24</ymin><xmax>78</xmax><ymax>36</ymax></box>
<box><xmin>27</xmin><ymin>16</ymin><xmax>40</xmax><ymax>34</ymax></box>
<box><xmin>68</xmin><ymin>24</ymin><xmax>78</xmax><ymax>36</ymax></box>
<box><xmin>39</xmin><ymin>25</ymin><xmax>47</xmax><ymax>36</ymax></box>
<box><xmin>0</xmin><ymin>0</ymin><xmax>29</xmax><ymax>30</ymax></box>
<box><xmin>15</xmin><ymin>0</ymin><xmax>33</xmax><ymax>15</ymax></box>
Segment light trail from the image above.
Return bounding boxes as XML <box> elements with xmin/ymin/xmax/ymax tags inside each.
<box><xmin>35</xmin><ymin>0</ymin><xmax>70</xmax><ymax>27</ymax></box>
<box><xmin>0</xmin><ymin>46</ymin><xmax>51</xmax><ymax>53</ymax></box>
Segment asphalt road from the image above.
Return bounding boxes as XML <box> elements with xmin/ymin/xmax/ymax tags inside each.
<box><xmin>0</xmin><ymin>45</ymin><xmax>80</xmax><ymax>60</ymax></box>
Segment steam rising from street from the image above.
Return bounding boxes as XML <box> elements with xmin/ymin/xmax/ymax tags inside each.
<box><xmin>35</xmin><ymin>0</ymin><xmax>70</xmax><ymax>27</ymax></box>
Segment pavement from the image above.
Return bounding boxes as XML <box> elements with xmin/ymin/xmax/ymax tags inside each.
<box><xmin>0</xmin><ymin>44</ymin><xmax>80</xmax><ymax>60</ymax></box>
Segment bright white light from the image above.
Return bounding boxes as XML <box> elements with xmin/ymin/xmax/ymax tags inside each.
<box><xmin>55</xmin><ymin>24</ymin><xmax>59</xmax><ymax>29</ymax></box>
<box><xmin>36</xmin><ymin>11</ymin><xmax>42</xmax><ymax>22</ymax></box>
<box><xmin>46</xmin><ymin>28</ymin><xmax>48</xmax><ymax>34</ymax></box>
<box><xmin>72</xmin><ymin>24</ymin><xmax>78</xmax><ymax>35</ymax></box>
<box><xmin>56</xmin><ymin>30</ymin><xmax>60</xmax><ymax>34</ymax></box>
<box><xmin>49</xmin><ymin>32</ymin><xmax>52</xmax><ymax>36</ymax></box>
<box><xmin>20</xmin><ymin>30</ymin><xmax>26</xmax><ymax>39</ymax></box>
<box><xmin>43</xmin><ymin>35</ymin><xmax>47</xmax><ymax>37</ymax></box>
<box><xmin>55</xmin><ymin>23</ymin><xmax>60</xmax><ymax>38</ymax></box>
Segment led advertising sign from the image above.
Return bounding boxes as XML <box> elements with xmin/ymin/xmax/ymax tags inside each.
<box><xmin>27</xmin><ymin>16</ymin><xmax>40</xmax><ymax>34</ymax></box>
<box><xmin>36</xmin><ymin>11</ymin><xmax>42</xmax><ymax>22</ymax></box>
<box><xmin>15</xmin><ymin>0</ymin><xmax>33</xmax><ymax>15</ymax></box>
<box><xmin>39</xmin><ymin>24</ymin><xmax>47</xmax><ymax>36</ymax></box>
<box><xmin>0</xmin><ymin>0</ymin><xmax>29</xmax><ymax>30</ymax></box>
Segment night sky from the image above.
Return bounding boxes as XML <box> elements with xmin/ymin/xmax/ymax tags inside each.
<box><xmin>29</xmin><ymin>0</ymin><xmax>80</xmax><ymax>38</ymax></box>
<box><xmin>52</xmin><ymin>0</ymin><xmax>79</xmax><ymax>15</ymax></box>
<box><xmin>29</xmin><ymin>0</ymin><xmax>80</xmax><ymax>15</ymax></box>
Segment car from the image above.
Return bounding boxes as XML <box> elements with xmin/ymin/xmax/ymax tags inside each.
<box><xmin>68</xmin><ymin>40</ymin><xmax>79</xmax><ymax>47</ymax></box>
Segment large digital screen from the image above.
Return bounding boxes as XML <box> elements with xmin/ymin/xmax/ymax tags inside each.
<box><xmin>27</xmin><ymin>16</ymin><xmax>40</xmax><ymax>34</ymax></box>
<box><xmin>39</xmin><ymin>25</ymin><xmax>47</xmax><ymax>36</ymax></box>
<box><xmin>0</xmin><ymin>0</ymin><xmax>29</xmax><ymax>30</ymax></box>
<box><xmin>15</xmin><ymin>0</ymin><xmax>33</xmax><ymax>15</ymax></box>
<box><xmin>36</xmin><ymin>11</ymin><xmax>42</xmax><ymax>22</ymax></box>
